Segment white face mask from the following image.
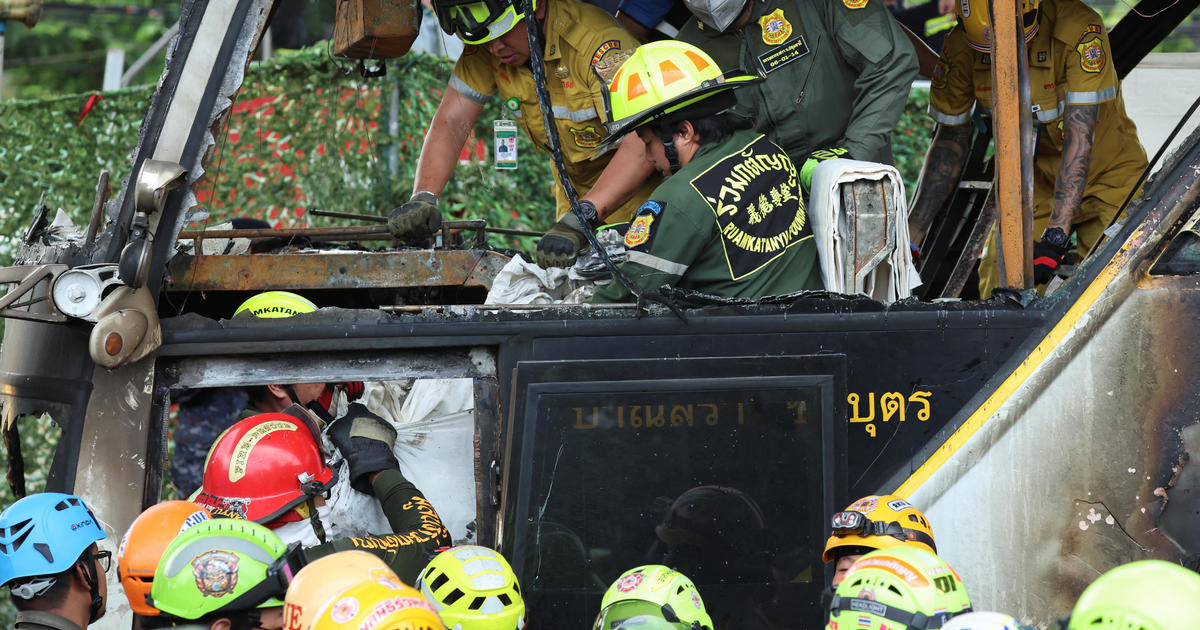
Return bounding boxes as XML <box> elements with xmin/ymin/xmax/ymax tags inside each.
<box><xmin>684</xmin><ymin>0</ymin><xmax>749</xmax><ymax>31</ymax></box>
<box><xmin>271</xmin><ymin>503</ymin><xmax>335</xmax><ymax>547</ymax></box>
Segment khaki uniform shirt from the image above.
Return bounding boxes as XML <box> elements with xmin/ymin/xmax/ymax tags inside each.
<box><xmin>450</xmin><ymin>0</ymin><xmax>657</xmax><ymax>222</ymax></box>
<box><xmin>929</xmin><ymin>0</ymin><xmax>1147</xmax><ymax>211</ymax></box>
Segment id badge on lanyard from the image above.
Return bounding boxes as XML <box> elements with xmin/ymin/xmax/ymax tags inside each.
<box><xmin>495</xmin><ymin>97</ymin><xmax>520</xmax><ymax>170</ymax></box>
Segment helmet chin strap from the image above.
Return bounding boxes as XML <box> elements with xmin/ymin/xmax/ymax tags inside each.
<box><xmin>79</xmin><ymin>556</ymin><xmax>104</xmax><ymax>623</ymax></box>
<box><xmin>656</xmin><ymin>131</ymin><xmax>682</xmax><ymax>175</ymax></box>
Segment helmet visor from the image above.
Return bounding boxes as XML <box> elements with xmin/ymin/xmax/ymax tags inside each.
<box><xmin>435</xmin><ymin>0</ymin><xmax>523</xmax><ymax>44</ymax></box>
<box><xmin>594</xmin><ymin>601</ymin><xmax>692</xmax><ymax>630</ymax></box>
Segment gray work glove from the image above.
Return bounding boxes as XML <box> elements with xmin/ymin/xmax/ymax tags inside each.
<box><xmin>536</xmin><ymin>200</ymin><xmax>598</xmax><ymax>268</ymax></box>
<box><xmin>387</xmin><ymin>191</ymin><xmax>442</xmax><ymax>239</ymax></box>
<box><xmin>326</xmin><ymin>403</ymin><xmax>399</xmax><ymax>494</ymax></box>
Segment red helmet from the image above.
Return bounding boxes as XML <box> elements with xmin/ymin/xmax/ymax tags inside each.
<box><xmin>193</xmin><ymin>413</ymin><xmax>335</xmax><ymax>525</ymax></box>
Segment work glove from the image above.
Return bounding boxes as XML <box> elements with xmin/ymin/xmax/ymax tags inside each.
<box><xmin>387</xmin><ymin>191</ymin><xmax>442</xmax><ymax>239</ymax></box>
<box><xmin>315</xmin><ymin>381</ymin><xmax>365</xmax><ymax>411</ymax></box>
<box><xmin>1032</xmin><ymin>238</ymin><xmax>1069</xmax><ymax>285</ymax></box>
<box><xmin>326</xmin><ymin>403</ymin><xmax>400</xmax><ymax>494</ymax></box>
<box><xmin>536</xmin><ymin>200</ymin><xmax>599</xmax><ymax>268</ymax></box>
<box><xmin>800</xmin><ymin>146</ymin><xmax>851</xmax><ymax>194</ymax></box>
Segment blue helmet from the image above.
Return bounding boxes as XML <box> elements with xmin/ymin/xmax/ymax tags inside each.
<box><xmin>0</xmin><ymin>493</ymin><xmax>106</xmax><ymax>596</ymax></box>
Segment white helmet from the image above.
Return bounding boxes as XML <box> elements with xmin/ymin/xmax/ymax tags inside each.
<box><xmin>683</xmin><ymin>0</ymin><xmax>749</xmax><ymax>31</ymax></box>
<box><xmin>942</xmin><ymin>612</ymin><xmax>1031</xmax><ymax>630</ymax></box>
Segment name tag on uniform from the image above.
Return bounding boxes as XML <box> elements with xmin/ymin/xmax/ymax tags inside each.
<box><xmin>758</xmin><ymin>35</ymin><xmax>809</xmax><ymax>74</ymax></box>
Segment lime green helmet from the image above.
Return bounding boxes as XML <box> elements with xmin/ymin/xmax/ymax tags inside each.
<box><xmin>233</xmin><ymin>290</ymin><xmax>317</xmax><ymax>318</ymax></box>
<box><xmin>416</xmin><ymin>545</ymin><xmax>526</xmax><ymax>630</ymax></box>
<box><xmin>149</xmin><ymin>519</ymin><xmax>288</xmax><ymax>620</ymax></box>
<box><xmin>432</xmin><ymin>0</ymin><xmax>536</xmax><ymax>45</ymax></box>
<box><xmin>1065</xmin><ymin>560</ymin><xmax>1200</xmax><ymax>630</ymax></box>
<box><xmin>828</xmin><ymin>547</ymin><xmax>971</xmax><ymax>630</ymax></box>
<box><xmin>595</xmin><ymin>566</ymin><xmax>712</xmax><ymax>630</ymax></box>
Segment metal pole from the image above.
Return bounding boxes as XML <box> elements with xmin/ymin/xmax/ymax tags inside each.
<box><xmin>989</xmin><ymin>0</ymin><xmax>1033</xmax><ymax>290</ymax></box>
<box><xmin>121</xmin><ymin>21</ymin><xmax>179</xmax><ymax>87</ymax></box>
<box><xmin>0</xmin><ymin>23</ymin><xmax>7</xmax><ymax>100</ymax></box>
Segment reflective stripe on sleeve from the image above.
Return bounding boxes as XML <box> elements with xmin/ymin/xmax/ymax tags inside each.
<box><xmin>551</xmin><ymin>105</ymin><xmax>598</xmax><ymax>122</ymax></box>
<box><xmin>1064</xmin><ymin>87</ymin><xmax>1117</xmax><ymax>105</ymax></box>
<box><xmin>448</xmin><ymin>74</ymin><xmax>489</xmax><ymax>105</ymax></box>
<box><xmin>928</xmin><ymin>104</ymin><xmax>972</xmax><ymax>126</ymax></box>
<box><xmin>1033</xmin><ymin>102</ymin><xmax>1063</xmax><ymax>122</ymax></box>
<box><xmin>626</xmin><ymin>250</ymin><xmax>689</xmax><ymax>276</ymax></box>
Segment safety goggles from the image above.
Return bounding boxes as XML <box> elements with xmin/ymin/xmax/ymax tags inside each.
<box><xmin>594</xmin><ymin>600</ymin><xmax>697</xmax><ymax>630</ymax></box>
<box><xmin>434</xmin><ymin>0</ymin><xmax>523</xmax><ymax>45</ymax></box>
<box><xmin>829</xmin><ymin>511</ymin><xmax>937</xmax><ymax>551</ymax></box>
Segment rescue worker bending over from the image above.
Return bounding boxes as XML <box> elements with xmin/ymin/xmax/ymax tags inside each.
<box><xmin>388</xmin><ymin>0</ymin><xmax>660</xmax><ymax>269</ymax></box>
<box><xmin>822</xmin><ymin>495</ymin><xmax>936</xmax><ymax>588</ymax></box>
<box><xmin>192</xmin><ymin>411</ymin><xmax>452</xmax><ymax>583</ymax></box>
<box><xmin>0</xmin><ymin>493</ymin><xmax>110</xmax><ymax>630</ymax></box>
<box><xmin>677</xmin><ymin>0</ymin><xmax>918</xmax><ymax>177</ymax></box>
<box><xmin>589</xmin><ymin>41</ymin><xmax>823</xmax><ymax>303</ymax></box>
<box><xmin>907</xmin><ymin>0</ymin><xmax>1147</xmax><ymax>297</ymax></box>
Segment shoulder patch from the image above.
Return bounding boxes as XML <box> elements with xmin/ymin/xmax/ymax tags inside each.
<box><xmin>625</xmin><ymin>202</ymin><xmax>664</xmax><ymax>249</ymax></box>
<box><xmin>844</xmin><ymin>0</ymin><xmax>869</xmax><ymax>9</ymax></box>
<box><xmin>1076</xmin><ymin>34</ymin><xmax>1105</xmax><ymax>73</ymax></box>
<box><xmin>591</xmin><ymin>39</ymin><xmax>621</xmax><ymax>66</ymax></box>
<box><xmin>1083</xmin><ymin>23</ymin><xmax>1102</xmax><ymax>35</ymax></box>
<box><xmin>758</xmin><ymin>9</ymin><xmax>793</xmax><ymax>45</ymax></box>
<box><xmin>931</xmin><ymin>58</ymin><xmax>949</xmax><ymax>89</ymax></box>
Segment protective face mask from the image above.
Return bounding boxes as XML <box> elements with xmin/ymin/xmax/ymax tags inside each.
<box><xmin>272</xmin><ymin>503</ymin><xmax>335</xmax><ymax>547</ymax></box>
<box><xmin>683</xmin><ymin>0</ymin><xmax>749</xmax><ymax>32</ymax></box>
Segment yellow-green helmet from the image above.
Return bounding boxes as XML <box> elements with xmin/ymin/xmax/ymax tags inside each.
<box><xmin>149</xmin><ymin>519</ymin><xmax>288</xmax><ymax>620</ymax></box>
<box><xmin>599</xmin><ymin>41</ymin><xmax>760</xmax><ymax>150</ymax></box>
<box><xmin>233</xmin><ymin>291</ymin><xmax>317</xmax><ymax>318</ymax></box>
<box><xmin>432</xmin><ymin>0</ymin><xmax>536</xmax><ymax>45</ymax></box>
<box><xmin>828</xmin><ymin>547</ymin><xmax>971</xmax><ymax>630</ymax></box>
<box><xmin>1065</xmin><ymin>560</ymin><xmax>1200</xmax><ymax>630</ymax></box>
<box><xmin>595</xmin><ymin>566</ymin><xmax>712</xmax><ymax>630</ymax></box>
<box><xmin>415</xmin><ymin>546</ymin><xmax>525</xmax><ymax>630</ymax></box>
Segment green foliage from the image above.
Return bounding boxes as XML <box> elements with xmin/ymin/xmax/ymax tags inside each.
<box><xmin>896</xmin><ymin>87</ymin><xmax>935</xmax><ymax>194</ymax></box>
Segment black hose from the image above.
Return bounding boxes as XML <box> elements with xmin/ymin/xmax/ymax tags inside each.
<box><xmin>519</xmin><ymin>0</ymin><xmax>686</xmax><ymax>320</ymax></box>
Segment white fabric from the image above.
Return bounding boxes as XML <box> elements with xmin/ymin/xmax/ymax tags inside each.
<box><xmin>320</xmin><ymin>379</ymin><xmax>479</xmax><ymax>544</ymax></box>
<box><xmin>808</xmin><ymin>158</ymin><xmax>922</xmax><ymax>303</ymax></box>
<box><xmin>484</xmin><ymin>255</ymin><xmax>595</xmax><ymax>305</ymax></box>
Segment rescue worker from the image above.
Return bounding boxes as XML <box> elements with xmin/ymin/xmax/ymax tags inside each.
<box><xmin>147</xmin><ymin>519</ymin><xmax>297</xmax><ymax>629</ymax></box>
<box><xmin>822</xmin><ymin>494</ymin><xmax>936</xmax><ymax>587</ymax></box>
<box><xmin>827</xmin><ymin>547</ymin><xmax>972</xmax><ymax>629</ymax></box>
<box><xmin>283</xmin><ymin>551</ymin><xmax>404</xmax><ymax>630</ymax></box>
<box><xmin>0</xmin><ymin>493</ymin><xmax>110</xmax><ymax>630</ymax></box>
<box><xmin>675</xmin><ymin>0</ymin><xmax>918</xmax><ymax>171</ymax></box>
<box><xmin>192</xmin><ymin>412</ymin><xmax>452</xmax><ymax>583</ymax></box>
<box><xmin>388</xmin><ymin>0</ymin><xmax>661</xmax><ymax>269</ymax></box>
<box><xmin>593</xmin><ymin>565</ymin><xmax>713</xmax><ymax>630</ymax></box>
<box><xmin>907</xmin><ymin>0</ymin><xmax>1148</xmax><ymax>298</ymax></box>
<box><xmin>1063</xmin><ymin>560</ymin><xmax>1200</xmax><ymax>630</ymax></box>
<box><xmin>307</xmin><ymin>577</ymin><xmax>443</xmax><ymax>630</ymax></box>
<box><xmin>588</xmin><ymin>41</ymin><xmax>823</xmax><ymax>303</ymax></box>
<box><xmin>116</xmin><ymin>501</ymin><xmax>213</xmax><ymax>620</ymax></box>
<box><xmin>416</xmin><ymin>546</ymin><xmax>526</xmax><ymax>630</ymax></box>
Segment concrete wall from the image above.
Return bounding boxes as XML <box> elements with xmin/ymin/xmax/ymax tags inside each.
<box><xmin>1122</xmin><ymin>53</ymin><xmax>1200</xmax><ymax>171</ymax></box>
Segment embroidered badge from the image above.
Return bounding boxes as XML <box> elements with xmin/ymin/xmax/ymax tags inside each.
<box><xmin>625</xmin><ymin>214</ymin><xmax>655</xmax><ymax>248</ymax></box>
<box><xmin>843</xmin><ymin>0</ymin><xmax>868</xmax><ymax>9</ymax></box>
<box><xmin>569</xmin><ymin>126</ymin><xmax>603</xmax><ymax>148</ymax></box>
<box><xmin>931</xmin><ymin>58</ymin><xmax>949</xmax><ymax>89</ymax></box>
<box><xmin>591</xmin><ymin>39</ymin><xmax>622</xmax><ymax>66</ymax></box>
<box><xmin>1076</xmin><ymin>35</ymin><xmax>1105</xmax><ymax>73</ymax></box>
<box><xmin>192</xmin><ymin>550</ymin><xmax>240</xmax><ymax>598</ymax></box>
<box><xmin>689</xmin><ymin>135</ymin><xmax>810</xmax><ymax>280</ymax></box>
<box><xmin>616</xmin><ymin>573</ymin><xmax>645</xmax><ymax>592</ymax></box>
<box><xmin>758</xmin><ymin>9</ymin><xmax>792</xmax><ymax>45</ymax></box>
<box><xmin>757</xmin><ymin>35</ymin><xmax>809</xmax><ymax>73</ymax></box>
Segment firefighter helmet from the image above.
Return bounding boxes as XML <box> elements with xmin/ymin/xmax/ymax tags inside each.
<box><xmin>311</xmin><ymin>578</ymin><xmax>443</xmax><ymax>630</ymax></box>
<box><xmin>284</xmin><ymin>551</ymin><xmax>401</xmax><ymax>630</ymax></box>
<box><xmin>828</xmin><ymin>547</ymin><xmax>972</xmax><ymax>630</ymax></box>
<box><xmin>417</xmin><ymin>546</ymin><xmax>525</xmax><ymax>630</ymax></box>
<box><xmin>596</xmin><ymin>566</ymin><xmax>712</xmax><ymax>630</ymax></box>
<box><xmin>432</xmin><ymin>0</ymin><xmax>536</xmax><ymax>45</ymax></box>
<box><xmin>234</xmin><ymin>290</ymin><xmax>318</xmax><ymax>318</ymax></box>
<box><xmin>823</xmin><ymin>495</ymin><xmax>936</xmax><ymax>563</ymax></box>
<box><xmin>600</xmin><ymin>41</ymin><xmax>759</xmax><ymax>150</ymax></box>
<box><xmin>1065</xmin><ymin>560</ymin><xmax>1200</xmax><ymax>630</ymax></box>
<box><xmin>193</xmin><ymin>412</ymin><xmax>334</xmax><ymax>524</ymax></box>
<box><xmin>149</xmin><ymin>519</ymin><xmax>288</xmax><ymax>619</ymax></box>
<box><xmin>118</xmin><ymin>501</ymin><xmax>212</xmax><ymax>616</ymax></box>
<box><xmin>955</xmin><ymin>0</ymin><xmax>1041</xmax><ymax>53</ymax></box>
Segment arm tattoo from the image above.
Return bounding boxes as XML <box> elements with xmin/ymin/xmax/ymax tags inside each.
<box><xmin>1050</xmin><ymin>105</ymin><xmax>1098</xmax><ymax>232</ymax></box>
<box><xmin>908</xmin><ymin>123</ymin><xmax>972</xmax><ymax>244</ymax></box>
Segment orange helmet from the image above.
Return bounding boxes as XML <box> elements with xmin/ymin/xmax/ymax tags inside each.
<box><xmin>193</xmin><ymin>412</ymin><xmax>335</xmax><ymax>524</ymax></box>
<box><xmin>117</xmin><ymin>500</ymin><xmax>212</xmax><ymax>616</ymax></box>
<box><xmin>822</xmin><ymin>495</ymin><xmax>936</xmax><ymax>563</ymax></box>
<box><xmin>955</xmin><ymin>0</ymin><xmax>1041</xmax><ymax>53</ymax></box>
<box><xmin>285</xmin><ymin>551</ymin><xmax>402</xmax><ymax>630</ymax></box>
<box><xmin>311</xmin><ymin>578</ymin><xmax>444</xmax><ymax>630</ymax></box>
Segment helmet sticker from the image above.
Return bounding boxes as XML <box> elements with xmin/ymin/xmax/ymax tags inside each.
<box><xmin>191</xmin><ymin>550</ymin><xmax>240</xmax><ymax>598</ymax></box>
<box><xmin>180</xmin><ymin>510</ymin><xmax>212</xmax><ymax>535</ymax></box>
<box><xmin>331</xmin><ymin>596</ymin><xmax>360</xmax><ymax>623</ymax></box>
<box><xmin>230</xmin><ymin>420</ymin><xmax>298</xmax><ymax>482</ymax></box>
<box><xmin>847</xmin><ymin>496</ymin><xmax>880</xmax><ymax>514</ymax></box>
<box><xmin>193</xmin><ymin>494</ymin><xmax>252</xmax><ymax>519</ymax></box>
<box><xmin>361</xmin><ymin>596</ymin><xmax>439</xmax><ymax>628</ymax></box>
<box><xmin>616</xmin><ymin>573</ymin><xmax>644</xmax><ymax>592</ymax></box>
<box><xmin>851</xmin><ymin>556</ymin><xmax>930</xmax><ymax>587</ymax></box>
<box><xmin>886</xmin><ymin>499</ymin><xmax>912</xmax><ymax>512</ymax></box>
<box><xmin>692</xmin><ymin>591</ymin><xmax>702</xmax><ymax>609</ymax></box>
